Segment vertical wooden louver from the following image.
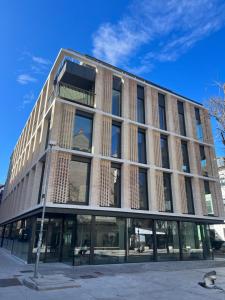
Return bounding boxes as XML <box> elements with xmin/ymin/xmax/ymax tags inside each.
<box><xmin>151</xmin><ymin>88</ymin><xmax>159</xmax><ymax>128</ymax></box>
<box><xmin>153</xmin><ymin>131</ymin><xmax>161</xmax><ymax>167</ymax></box>
<box><xmin>129</xmin><ymin>79</ymin><xmax>137</xmax><ymax>121</ymax></box>
<box><xmin>102</xmin><ymin>69</ymin><xmax>112</xmax><ymax>113</ymax></box>
<box><xmin>101</xmin><ymin>116</ymin><xmax>112</xmax><ymax>156</ymax></box>
<box><xmin>52</xmin><ymin>152</ymin><xmax>71</xmax><ymax>203</ymax></box>
<box><xmin>179</xmin><ymin>175</ymin><xmax>188</xmax><ymax>214</ymax></box>
<box><xmin>129</xmin><ymin>124</ymin><xmax>138</xmax><ymax>162</ymax></box>
<box><xmin>204</xmin><ymin>146</ymin><xmax>213</xmax><ymax>177</ymax></box>
<box><xmin>130</xmin><ymin>165</ymin><xmax>139</xmax><ymax>209</ymax></box>
<box><xmin>155</xmin><ymin>170</ymin><xmax>164</xmax><ymax>211</ymax></box>
<box><xmin>99</xmin><ymin>159</ymin><xmax>111</xmax><ymax>207</ymax></box>
<box><xmin>59</xmin><ymin>104</ymin><xmax>75</xmax><ymax>149</ymax></box>
<box><xmin>187</xmin><ymin>103</ymin><xmax>197</xmax><ymax>139</ymax></box>
<box><xmin>171</xmin><ymin>96</ymin><xmax>179</xmax><ymax>133</ymax></box>
<box><xmin>194</xmin><ymin>142</ymin><xmax>202</xmax><ymax>175</ymax></box>
<box><xmin>175</xmin><ymin>138</ymin><xmax>183</xmax><ymax>171</ymax></box>
<box><xmin>201</xmin><ymin>109</ymin><xmax>213</xmax><ymax>144</ymax></box>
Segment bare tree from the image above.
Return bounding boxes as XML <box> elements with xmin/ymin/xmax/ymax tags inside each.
<box><xmin>206</xmin><ymin>83</ymin><xmax>225</xmax><ymax>145</ymax></box>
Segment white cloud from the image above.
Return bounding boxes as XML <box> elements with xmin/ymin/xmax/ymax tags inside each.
<box><xmin>32</xmin><ymin>55</ymin><xmax>51</xmax><ymax>66</ymax></box>
<box><xmin>17</xmin><ymin>74</ymin><xmax>37</xmax><ymax>85</ymax></box>
<box><xmin>92</xmin><ymin>0</ymin><xmax>225</xmax><ymax>73</ymax></box>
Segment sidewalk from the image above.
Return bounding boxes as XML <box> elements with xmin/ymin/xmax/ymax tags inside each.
<box><xmin>1</xmin><ymin>248</ymin><xmax>225</xmax><ymax>299</ymax></box>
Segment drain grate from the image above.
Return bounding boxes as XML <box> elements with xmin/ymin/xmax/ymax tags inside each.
<box><xmin>80</xmin><ymin>275</ymin><xmax>97</xmax><ymax>279</ymax></box>
<box><xmin>0</xmin><ymin>278</ymin><xmax>22</xmax><ymax>287</ymax></box>
<box><xmin>20</xmin><ymin>270</ymin><xmax>33</xmax><ymax>273</ymax></box>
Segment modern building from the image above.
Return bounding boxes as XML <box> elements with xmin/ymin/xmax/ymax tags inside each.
<box><xmin>0</xmin><ymin>185</ymin><xmax>4</xmax><ymax>205</ymax></box>
<box><xmin>0</xmin><ymin>49</ymin><xmax>224</xmax><ymax>265</ymax></box>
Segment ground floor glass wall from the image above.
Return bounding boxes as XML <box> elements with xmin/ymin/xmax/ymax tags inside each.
<box><xmin>0</xmin><ymin>214</ymin><xmax>213</xmax><ymax>265</ymax></box>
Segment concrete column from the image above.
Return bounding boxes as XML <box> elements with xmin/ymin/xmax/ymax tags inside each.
<box><xmin>148</xmin><ymin>168</ymin><xmax>157</xmax><ymax>211</ymax></box>
<box><xmin>92</xmin><ymin>112</ymin><xmax>102</xmax><ymax>155</ymax></box>
<box><xmin>121</xmin><ymin>163</ymin><xmax>130</xmax><ymax>209</ymax></box>
<box><xmin>146</xmin><ymin>128</ymin><xmax>155</xmax><ymax>165</ymax></box>
<box><xmin>145</xmin><ymin>86</ymin><xmax>153</xmax><ymax>126</ymax></box>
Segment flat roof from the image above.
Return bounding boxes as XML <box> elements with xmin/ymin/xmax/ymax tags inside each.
<box><xmin>66</xmin><ymin>48</ymin><xmax>202</xmax><ymax>106</ymax></box>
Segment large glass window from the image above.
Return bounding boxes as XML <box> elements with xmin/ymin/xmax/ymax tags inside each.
<box><xmin>204</xmin><ymin>180</ymin><xmax>214</xmax><ymax>215</ymax></box>
<box><xmin>111</xmin><ymin>122</ymin><xmax>121</xmax><ymax>158</ymax></box>
<box><xmin>110</xmin><ymin>163</ymin><xmax>121</xmax><ymax>207</ymax></box>
<box><xmin>112</xmin><ymin>76</ymin><xmax>122</xmax><ymax>116</ymax></box>
<box><xmin>139</xmin><ymin>168</ymin><xmax>148</xmax><ymax>210</ymax></box>
<box><xmin>199</xmin><ymin>145</ymin><xmax>207</xmax><ymax>176</ymax></box>
<box><xmin>195</xmin><ymin>108</ymin><xmax>203</xmax><ymax>141</ymax></box>
<box><xmin>94</xmin><ymin>216</ymin><xmax>126</xmax><ymax>264</ymax></box>
<box><xmin>72</xmin><ymin>111</ymin><xmax>93</xmax><ymax>152</ymax></box>
<box><xmin>44</xmin><ymin>218</ymin><xmax>62</xmax><ymax>262</ymax></box>
<box><xmin>180</xmin><ymin>222</ymin><xmax>203</xmax><ymax>260</ymax></box>
<box><xmin>185</xmin><ymin>177</ymin><xmax>195</xmax><ymax>214</ymax></box>
<box><xmin>68</xmin><ymin>156</ymin><xmax>91</xmax><ymax>204</ymax></box>
<box><xmin>177</xmin><ymin>101</ymin><xmax>186</xmax><ymax>136</ymax></box>
<box><xmin>127</xmin><ymin>218</ymin><xmax>154</xmax><ymax>262</ymax></box>
<box><xmin>137</xmin><ymin>85</ymin><xmax>145</xmax><ymax>123</ymax></box>
<box><xmin>74</xmin><ymin>215</ymin><xmax>91</xmax><ymax>265</ymax></box>
<box><xmin>138</xmin><ymin>129</ymin><xmax>146</xmax><ymax>164</ymax></box>
<box><xmin>156</xmin><ymin>220</ymin><xmax>180</xmax><ymax>261</ymax></box>
<box><xmin>163</xmin><ymin>173</ymin><xmax>173</xmax><ymax>212</ymax></box>
<box><xmin>158</xmin><ymin>93</ymin><xmax>167</xmax><ymax>130</ymax></box>
<box><xmin>181</xmin><ymin>141</ymin><xmax>190</xmax><ymax>173</ymax></box>
<box><xmin>160</xmin><ymin>135</ymin><xmax>170</xmax><ymax>169</ymax></box>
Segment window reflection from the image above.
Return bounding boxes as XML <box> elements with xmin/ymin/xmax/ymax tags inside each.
<box><xmin>112</xmin><ymin>77</ymin><xmax>122</xmax><ymax>116</ymax></box>
<box><xmin>204</xmin><ymin>181</ymin><xmax>214</xmax><ymax>215</ymax></box>
<box><xmin>111</xmin><ymin>122</ymin><xmax>121</xmax><ymax>158</ymax></box>
<box><xmin>160</xmin><ymin>135</ymin><xmax>170</xmax><ymax>169</ymax></box>
<box><xmin>110</xmin><ymin>164</ymin><xmax>121</xmax><ymax>207</ymax></box>
<box><xmin>137</xmin><ymin>85</ymin><xmax>145</xmax><ymax>123</ymax></box>
<box><xmin>158</xmin><ymin>93</ymin><xmax>167</xmax><ymax>130</ymax></box>
<box><xmin>128</xmin><ymin>218</ymin><xmax>154</xmax><ymax>262</ymax></box>
<box><xmin>156</xmin><ymin>220</ymin><xmax>180</xmax><ymax>261</ymax></box>
<box><xmin>138</xmin><ymin>129</ymin><xmax>146</xmax><ymax>164</ymax></box>
<box><xmin>177</xmin><ymin>101</ymin><xmax>186</xmax><ymax>136</ymax></box>
<box><xmin>181</xmin><ymin>141</ymin><xmax>190</xmax><ymax>173</ymax></box>
<box><xmin>163</xmin><ymin>173</ymin><xmax>173</xmax><ymax>212</ymax></box>
<box><xmin>139</xmin><ymin>168</ymin><xmax>148</xmax><ymax>210</ymax></box>
<box><xmin>72</xmin><ymin>112</ymin><xmax>93</xmax><ymax>152</ymax></box>
<box><xmin>195</xmin><ymin>108</ymin><xmax>203</xmax><ymax>141</ymax></box>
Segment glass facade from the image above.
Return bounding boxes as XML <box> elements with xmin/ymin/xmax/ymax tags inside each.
<box><xmin>139</xmin><ymin>168</ymin><xmax>148</xmax><ymax>210</ymax></box>
<box><xmin>112</xmin><ymin>76</ymin><xmax>122</xmax><ymax>116</ymax></box>
<box><xmin>156</xmin><ymin>220</ymin><xmax>180</xmax><ymax>261</ymax></box>
<box><xmin>163</xmin><ymin>173</ymin><xmax>173</xmax><ymax>212</ymax></box>
<box><xmin>181</xmin><ymin>141</ymin><xmax>190</xmax><ymax>173</ymax></box>
<box><xmin>185</xmin><ymin>177</ymin><xmax>195</xmax><ymax>214</ymax></box>
<box><xmin>158</xmin><ymin>93</ymin><xmax>167</xmax><ymax>130</ymax></box>
<box><xmin>137</xmin><ymin>85</ymin><xmax>145</xmax><ymax>123</ymax></box>
<box><xmin>138</xmin><ymin>129</ymin><xmax>146</xmax><ymax>164</ymax></box>
<box><xmin>204</xmin><ymin>181</ymin><xmax>214</xmax><ymax>215</ymax></box>
<box><xmin>111</xmin><ymin>122</ymin><xmax>121</xmax><ymax>158</ymax></box>
<box><xmin>110</xmin><ymin>164</ymin><xmax>121</xmax><ymax>207</ymax></box>
<box><xmin>72</xmin><ymin>111</ymin><xmax>93</xmax><ymax>152</ymax></box>
<box><xmin>177</xmin><ymin>101</ymin><xmax>186</xmax><ymax>136</ymax></box>
<box><xmin>199</xmin><ymin>145</ymin><xmax>207</xmax><ymax>176</ymax></box>
<box><xmin>68</xmin><ymin>156</ymin><xmax>91</xmax><ymax>204</ymax></box>
<box><xmin>0</xmin><ymin>215</ymin><xmax>213</xmax><ymax>265</ymax></box>
<box><xmin>160</xmin><ymin>135</ymin><xmax>170</xmax><ymax>169</ymax></box>
<box><xmin>195</xmin><ymin>108</ymin><xmax>203</xmax><ymax>141</ymax></box>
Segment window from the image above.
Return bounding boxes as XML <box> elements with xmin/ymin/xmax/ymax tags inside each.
<box><xmin>111</xmin><ymin>122</ymin><xmax>121</xmax><ymax>158</ymax></box>
<box><xmin>195</xmin><ymin>108</ymin><xmax>203</xmax><ymax>141</ymax></box>
<box><xmin>181</xmin><ymin>141</ymin><xmax>190</xmax><ymax>173</ymax></box>
<box><xmin>199</xmin><ymin>145</ymin><xmax>207</xmax><ymax>176</ymax></box>
<box><xmin>137</xmin><ymin>85</ymin><xmax>145</xmax><ymax>123</ymax></box>
<box><xmin>163</xmin><ymin>173</ymin><xmax>173</xmax><ymax>212</ymax></box>
<box><xmin>110</xmin><ymin>163</ymin><xmax>121</xmax><ymax>207</ymax></box>
<box><xmin>138</xmin><ymin>129</ymin><xmax>146</xmax><ymax>164</ymax></box>
<box><xmin>158</xmin><ymin>93</ymin><xmax>167</xmax><ymax>130</ymax></box>
<box><xmin>177</xmin><ymin>101</ymin><xmax>186</xmax><ymax>136</ymax></box>
<box><xmin>185</xmin><ymin>177</ymin><xmax>194</xmax><ymax>214</ymax></box>
<box><xmin>112</xmin><ymin>76</ymin><xmax>122</xmax><ymax>116</ymax></box>
<box><xmin>69</xmin><ymin>156</ymin><xmax>91</xmax><ymax>204</ymax></box>
<box><xmin>204</xmin><ymin>180</ymin><xmax>214</xmax><ymax>215</ymax></box>
<box><xmin>72</xmin><ymin>111</ymin><xmax>93</xmax><ymax>152</ymax></box>
<box><xmin>160</xmin><ymin>135</ymin><xmax>170</xmax><ymax>169</ymax></box>
<box><xmin>139</xmin><ymin>168</ymin><xmax>148</xmax><ymax>210</ymax></box>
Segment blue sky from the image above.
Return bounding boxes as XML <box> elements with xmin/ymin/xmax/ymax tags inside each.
<box><xmin>0</xmin><ymin>0</ymin><xmax>225</xmax><ymax>183</ymax></box>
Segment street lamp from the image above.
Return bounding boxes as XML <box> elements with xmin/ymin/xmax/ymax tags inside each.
<box><xmin>33</xmin><ymin>140</ymin><xmax>56</xmax><ymax>278</ymax></box>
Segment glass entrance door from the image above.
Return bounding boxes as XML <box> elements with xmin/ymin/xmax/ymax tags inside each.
<box><xmin>44</xmin><ymin>218</ymin><xmax>62</xmax><ymax>262</ymax></box>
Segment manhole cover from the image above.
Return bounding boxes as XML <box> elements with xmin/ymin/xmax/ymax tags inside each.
<box><xmin>80</xmin><ymin>275</ymin><xmax>96</xmax><ymax>279</ymax></box>
<box><xmin>0</xmin><ymin>278</ymin><xmax>22</xmax><ymax>287</ymax></box>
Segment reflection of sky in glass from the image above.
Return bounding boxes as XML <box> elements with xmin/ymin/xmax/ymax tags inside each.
<box><xmin>111</xmin><ymin>125</ymin><xmax>120</xmax><ymax>157</ymax></box>
<box><xmin>138</xmin><ymin>131</ymin><xmax>146</xmax><ymax>163</ymax></box>
<box><xmin>112</xmin><ymin>90</ymin><xmax>121</xmax><ymax>116</ymax></box>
